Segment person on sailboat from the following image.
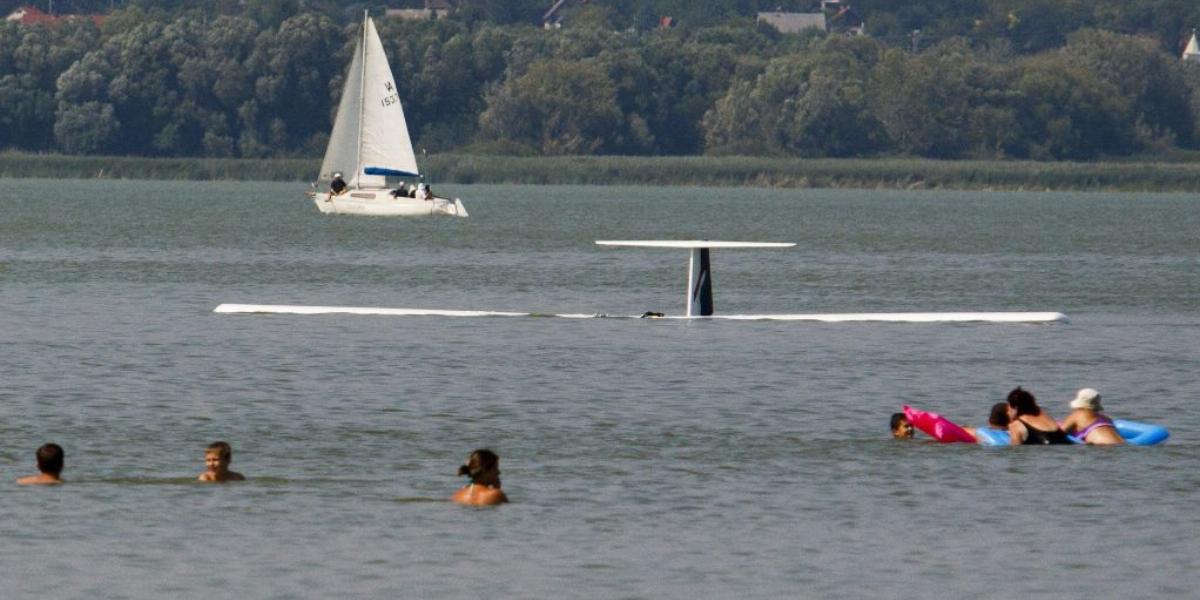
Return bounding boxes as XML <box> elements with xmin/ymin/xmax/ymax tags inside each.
<box><xmin>389</xmin><ymin>183</ymin><xmax>408</xmax><ymax>198</ymax></box>
<box><xmin>415</xmin><ymin>183</ymin><xmax>429</xmax><ymax>200</ymax></box>
<box><xmin>330</xmin><ymin>172</ymin><xmax>347</xmax><ymax>196</ymax></box>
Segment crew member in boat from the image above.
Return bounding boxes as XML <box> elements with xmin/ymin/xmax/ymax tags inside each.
<box><xmin>330</xmin><ymin>172</ymin><xmax>347</xmax><ymax>196</ymax></box>
<box><xmin>415</xmin><ymin>183</ymin><xmax>430</xmax><ymax>200</ymax></box>
<box><xmin>390</xmin><ymin>183</ymin><xmax>409</xmax><ymax>198</ymax></box>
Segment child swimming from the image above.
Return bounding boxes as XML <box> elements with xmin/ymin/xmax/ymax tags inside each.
<box><xmin>890</xmin><ymin>413</ymin><xmax>915</xmax><ymax>439</ymax></box>
<box><xmin>198</xmin><ymin>441</ymin><xmax>246</xmax><ymax>482</ymax></box>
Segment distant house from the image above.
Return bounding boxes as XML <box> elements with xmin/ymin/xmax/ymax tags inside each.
<box><xmin>827</xmin><ymin>4</ymin><xmax>865</xmax><ymax>36</ymax></box>
<box><xmin>1184</xmin><ymin>31</ymin><xmax>1200</xmax><ymax>62</ymax></box>
<box><xmin>757</xmin><ymin>12</ymin><xmax>826</xmax><ymax>34</ymax></box>
<box><xmin>5</xmin><ymin>5</ymin><xmax>105</xmax><ymax>27</ymax></box>
<box><xmin>385</xmin><ymin>0</ymin><xmax>454</xmax><ymax>21</ymax></box>
<box><xmin>757</xmin><ymin>1</ymin><xmax>864</xmax><ymax>36</ymax></box>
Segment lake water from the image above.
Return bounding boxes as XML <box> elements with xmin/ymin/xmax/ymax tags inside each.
<box><xmin>1</xmin><ymin>180</ymin><xmax>1198</xmax><ymax>598</ymax></box>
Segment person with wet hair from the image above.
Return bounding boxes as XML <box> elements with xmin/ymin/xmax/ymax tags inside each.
<box><xmin>890</xmin><ymin>412</ymin><xmax>914</xmax><ymax>439</ymax></box>
<box><xmin>17</xmin><ymin>443</ymin><xmax>64</xmax><ymax>485</ymax></box>
<box><xmin>198</xmin><ymin>441</ymin><xmax>245</xmax><ymax>482</ymax></box>
<box><xmin>452</xmin><ymin>449</ymin><xmax>508</xmax><ymax>506</ymax></box>
<box><xmin>987</xmin><ymin>402</ymin><xmax>1011</xmax><ymax>430</ymax></box>
<box><xmin>1006</xmin><ymin>387</ymin><xmax>1070</xmax><ymax>445</ymax></box>
<box><xmin>963</xmin><ymin>402</ymin><xmax>1012</xmax><ymax>443</ymax></box>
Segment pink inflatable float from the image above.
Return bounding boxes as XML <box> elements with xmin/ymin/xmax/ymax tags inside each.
<box><xmin>902</xmin><ymin>405</ymin><xmax>976</xmax><ymax>443</ymax></box>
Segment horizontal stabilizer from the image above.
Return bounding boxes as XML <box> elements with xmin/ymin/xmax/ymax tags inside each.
<box><xmin>596</xmin><ymin>240</ymin><xmax>795</xmax><ymax>249</ymax></box>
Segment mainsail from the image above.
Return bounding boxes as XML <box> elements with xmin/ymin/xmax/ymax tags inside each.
<box><xmin>319</xmin><ymin>15</ymin><xmax>420</xmax><ymax>188</ymax></box>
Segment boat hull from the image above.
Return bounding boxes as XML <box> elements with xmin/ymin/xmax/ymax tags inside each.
<box><xmin>310</xmin><ymin>189</ymin><xmax>467</xmax><ymax>217</ymax></box>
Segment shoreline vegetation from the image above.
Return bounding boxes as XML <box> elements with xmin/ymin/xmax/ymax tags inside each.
<box><xmin>3</xmin><ymin>151</ymin><xmax>1200</xmax><ymax>192</ymax></box>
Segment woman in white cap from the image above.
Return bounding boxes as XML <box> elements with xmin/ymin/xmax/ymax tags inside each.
<box><xmin>1060</xmin><ymin>388</ymin><xmax>1124</xmax><ymax>445</ymax></box>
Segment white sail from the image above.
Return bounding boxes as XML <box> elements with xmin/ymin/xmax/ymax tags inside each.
<box><xmin>318</xmin><ymin>15</ymin><xmax>419</xmax><ymax>188</ymax></box>
<box><xmin>319</xmin><ymin>27</ymin><xmax>364</xmax><ymax>186</ymax></box>
<box><xmin>309</xmin><ymin>14</ymin><xmax>466</xmax><ymax>217</ymax></box>
<box><xmin>358</xmin><ymin>17</ymin><xmax>420</xmax><ymax>186</ymax></box>
<box><xmin>1185</xmin><ymin>31</ymin><xmax>1200</xmax><ymax>62</ymax></box>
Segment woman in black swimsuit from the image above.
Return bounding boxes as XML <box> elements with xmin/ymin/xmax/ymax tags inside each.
<box><xmin>1006</xmin><ymin>387</ymin><xmax>1071</xmax><ymax>445</ymax></box>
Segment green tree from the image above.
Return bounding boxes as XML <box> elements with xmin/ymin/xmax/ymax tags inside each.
<box><xmin>0</xmin><ymin>20</ymin><xmax>99</xmax><ymax>151</ymax></box>
<box><xmin>1061</xmin><ymin>28</ymin><xmax>1194</xmax><ymax>147</ymax></box>
<box><xmin>704</xmin><ymin>36</ymin><xmax>883</xmax><ymax>157</ymax></box>
<box><xmin>479</xmin><ymin>58</ymin><xmax>624</xmax><ymax>154</ymax></box>
<box><xmin>868</xmin><ymin>40</ymin><xmax>975</xmax><ymax>157</ymax></box>
<box><xmin>1010</xmin><ymin>52</ymin><xmax>1133</xmax><ymax>159</ymax></box>
<box><xmin>244</xmin><ymin>12</ymin><xmax>343</xmax><ymax>156</ymax></box>
<box><xmin>53</xmin><ymin>100</ymin><xmax>119</xmax><ymax>153</ymax></box>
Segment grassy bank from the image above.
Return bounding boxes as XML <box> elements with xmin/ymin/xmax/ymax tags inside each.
<box><xmin>3</xmin><ymin>151</ymin><xmax>1200</xmax><ymax>192</ymax></box>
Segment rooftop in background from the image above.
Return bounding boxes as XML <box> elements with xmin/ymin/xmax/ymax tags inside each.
<box><xmin>757</xmin><ymin>11</ymin><xmax>826</xmax><ymax>34</ymax></box>
<box><xmin>5</xmin><ymin>5</ymin><xmax>105</xmax><ymax>27</ymax></box>
<box><xmin>757</xmin><ymin>2</ymin><xmax>864</xmax><ymax>36</ymax></box>
<box><xmin>385</xmin><ymin>0</ymin><xmax>455</xmax><ymax>21</ymax></box>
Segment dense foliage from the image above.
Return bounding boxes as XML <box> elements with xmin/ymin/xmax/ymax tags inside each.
<box><xmin>3</xmin><ymin>0</ymin><xmax>1200</xmax><ymax>160</ymax></box>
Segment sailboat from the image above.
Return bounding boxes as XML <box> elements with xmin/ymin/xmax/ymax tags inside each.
<box><xmin>1184</xmin><ymin>30</ymin><xmax>1200</xmax><ymax>62</ymax></box>
<box><xmin>309</xmin><ymin>14</ymin><xmax>467</xmax><ymax>217</ymax></box>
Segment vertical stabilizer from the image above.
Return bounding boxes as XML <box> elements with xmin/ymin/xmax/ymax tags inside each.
<box><xmin>596</xmin><ymin>240</ymin><xmax>793</xmax><ymax>317</ymax></box>
<box><xmin>687</xmin><ymin>248</ymin><xmax>714</xmax><ymax>317</ymax></box>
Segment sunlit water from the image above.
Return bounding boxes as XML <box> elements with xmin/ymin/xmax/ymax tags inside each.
<box><xmin>1</xmin><ymin>180</ymin><xmax>1198</xmax><ymax>598</ymax></box>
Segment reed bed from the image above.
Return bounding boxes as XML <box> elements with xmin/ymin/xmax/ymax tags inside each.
<box><xmin>4</xmin><ymin>151</ymin><xmax>1200</xmax><ymax>192</ymax></box>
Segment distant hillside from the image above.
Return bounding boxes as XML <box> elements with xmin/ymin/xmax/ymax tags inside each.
<box><xmin>3</xmin><ymin>0</ymin><xmax>1200</xmax><ymax>162</ymax></box>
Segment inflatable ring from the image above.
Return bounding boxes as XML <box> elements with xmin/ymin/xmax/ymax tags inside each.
<box><xmin>1069</xmin><ymin>419</ymin><xmax>1169</xmax><ymax>446</ymax></box>
<box><xmin>972</xmin><ymin>427</ymin><xmax>1010</xmax><ymax>446</ymax></box>
<box><xmin>983</xmin><ymin>419</ymin><xmax>1168</xmax><ymax>446</ymax></box>
<box><xmin>902</xmin><ymin>405</ymin><xmax>976</xmax><ymax>443</ymax></box>
<box><xmin>901</xmin><ymin>406</ymin><xmax>1169</xmax><ymax>446</ymax></box>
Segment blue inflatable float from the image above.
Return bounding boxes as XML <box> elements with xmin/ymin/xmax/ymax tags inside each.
<box><xmin>973</xmin><ymin>419</ymin><xmax>1169</xmax><ymax>446</ymax></box>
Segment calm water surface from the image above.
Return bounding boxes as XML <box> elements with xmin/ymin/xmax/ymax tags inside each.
<box><xmin>1</xmin><ymin>180</ymin><xmax>1198</xmax><ymax>598</ymax></box>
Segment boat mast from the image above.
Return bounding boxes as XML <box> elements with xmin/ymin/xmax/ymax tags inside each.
<box><xmin>355</xmin><ymin>11</ymin><xmax>368</xmax><ymax>187</ymax></box>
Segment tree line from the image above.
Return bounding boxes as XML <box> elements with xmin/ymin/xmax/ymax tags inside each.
<box><xmin>3</xmin><ymin>1</ymin><xmax>1200</xmax><ymax>161</ymax></box>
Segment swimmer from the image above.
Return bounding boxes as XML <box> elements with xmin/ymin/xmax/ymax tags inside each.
<box><xmin>1006</xmin><ymin>387</ymin><xmax>1070</xmax><ymax>445</ymax></box>
<box><xmin>451</xmin><ymin>449</ymin><xmax>508</xmax><ymax>506</ymax></box>
<box><xmin>963</xmin><ymin>402</ymin><xmax>1011</xmax><ymax>442</ymax></box>
<box><xmin>1060</xmin><ymin>388</ymin><xmax>1124</xmax><ymax>445</ymax></box>
<box><xmin>890</xmin><ymin>413</ymin><xmax>915</xmax><ymax>439</ymax></box>
<box><xmin>198</xmin><ymin>441</ymin><xmax>245</xmax><ymax>482</ymax></box>
<box><xmin>16</xmin><ymin>443</ymin><xmax>64</xmax><ymax>485</ymax></box>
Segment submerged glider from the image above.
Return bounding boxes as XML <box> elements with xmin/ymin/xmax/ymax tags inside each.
<box><xmin>214</xmin><ymin>240</ymin><xmax>1066</xmax><ymax>323</ymax></box>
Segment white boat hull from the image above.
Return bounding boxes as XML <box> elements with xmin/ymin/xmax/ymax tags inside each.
<box><xmin>310</xmin><ymin>189</ymin><xmax>467</xmax><ymax>217</ymax></box>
